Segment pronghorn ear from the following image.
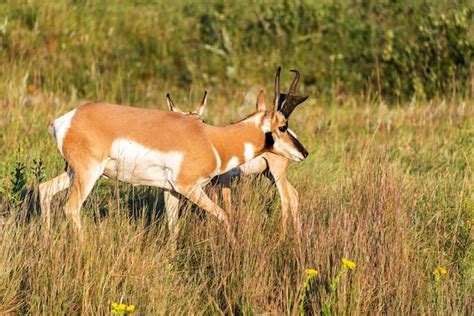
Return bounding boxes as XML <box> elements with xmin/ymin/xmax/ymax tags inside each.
<box><xmin>265</xmin><ymin>107</ymin><xmax>276</xmax><ymax>120</ymax></box>
<box><xmin>166</xmin><ymin>93</ymin><xmax>174</xmax><ymax>111</ymax></box>
<box><xmin>166</xmin><ymin>93</ymin><xmax>185</xmax><ymax>114</ymax></box>
<box><xmin>256</xmin><ymin>89</ymin><xmax>266</xmax><ymax>111</ymax></box>
<box><xmin>196</xmin><ymin>91</ymin><xmax>207</xmax><ymax>116</ymax></box>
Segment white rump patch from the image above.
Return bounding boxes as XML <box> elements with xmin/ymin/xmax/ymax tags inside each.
<box><xmin>244</xmin><ymin>143</ymin><xmax>255</xmax><ymax>162</ymax></box>
<box><xmin>52</xmin><ymin>109</ymin><xmax>77</xmax><ymax>156</ymax></box>
<box><xmin>225</xmin><ymin>156</ymin><xmax>240</xmax><ymax>172</ymax></box>
<box><xmin>104</xmin><ymin>139</ymin><xmax>183</xmax><ymax>190</ymax></box>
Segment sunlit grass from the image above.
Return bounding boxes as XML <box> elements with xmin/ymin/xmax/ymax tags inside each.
<box><xmin>1</xmin><ymin>94</ymin><xmax>470</xmax><ymax>314</ymax></box>
<box><xmin>0</xmin><ymin>1</ymin><xmax>472</xmax><ymax>314</ymax></box>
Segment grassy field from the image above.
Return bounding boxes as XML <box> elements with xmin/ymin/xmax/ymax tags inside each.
<box><xmin>1</xmin><ymin>1</ymin><xmax>473</xmax><ymax>315</ymax></box>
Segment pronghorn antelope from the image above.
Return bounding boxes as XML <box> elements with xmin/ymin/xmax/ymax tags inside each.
<box><xmin>39</xmin><ymin>67</ymin><xmax>309</xmax><ymax>241</ymax></box>
<box><xmin>165</xmin><ymin>87</ymin><xmax>302</xmax><ymax>237</ymax></box>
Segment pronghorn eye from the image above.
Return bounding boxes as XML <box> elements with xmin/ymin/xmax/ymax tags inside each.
<box><xmin>279</xmin><ymin>125</ymin><xmax>288</xmax><ymax>133</ymax></box>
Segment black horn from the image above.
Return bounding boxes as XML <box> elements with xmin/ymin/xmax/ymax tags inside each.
<box><xmin>273</xmin><ymin>66</ymin><xmax>281</xmax><ymax>110</ymax></box>
<box><xmin>288</xmin><ymin>69</ymin><xmax>300</xmax><ymax>96</ymax></box>
<box><xmin>279</xmin><ymin>69</ymin><xmax>309</xmax><ymax>118</ymax></box>
<box><xmin>280</xmin><ymin>95</ymin><xmax>308</xmax><ymax>118</ymax></box>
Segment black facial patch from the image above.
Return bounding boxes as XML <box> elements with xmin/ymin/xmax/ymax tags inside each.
<box><xmin>289</xmin><ymin>133</ymin><xmax>309</xmax><ymax>158</ymax></box>
<box><xmin>265</xmin><ymin>132</ymin><xmax>274</xmax><ymax>148</ymax></box>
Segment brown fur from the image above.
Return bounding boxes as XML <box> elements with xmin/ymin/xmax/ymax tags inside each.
<box><xmin>40</xmin><ymin>68</ymin><xmax>309</xmax><ymax>242</ymax></box>
<box><xmin>63</xmin><ymin>103</ymin><xmax>265</xmax><ymax>186</ymax></box>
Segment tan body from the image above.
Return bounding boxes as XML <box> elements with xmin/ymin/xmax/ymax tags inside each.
<box><xmin>40</xmin><ymin>67</ymin><xmax>309</xmax><ymax>242</ymax></box>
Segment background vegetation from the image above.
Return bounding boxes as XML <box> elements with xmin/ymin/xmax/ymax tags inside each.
<box><xmin>0</xmin><ymin>0</ymin><xmax>472</xmax><ymax>314</ymax></box>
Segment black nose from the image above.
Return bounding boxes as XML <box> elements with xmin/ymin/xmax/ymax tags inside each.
<box><xmin>302</xmin><ymin>149</ymin><xmax>309</xmax><ymax>158</ymax></box>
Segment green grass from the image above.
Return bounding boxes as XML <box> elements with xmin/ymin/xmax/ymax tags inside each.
<box><xmin>0</xmin><ymin>1</ymin><xmax>473</xmax><ymax>314</ymax></box>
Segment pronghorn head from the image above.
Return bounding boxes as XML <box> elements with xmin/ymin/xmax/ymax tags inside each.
<box><xmin>259</xmin><ymin>67</ymin><xmax>309</xmax><ymax>162</ymax></box>
<box><xmin>166</xmin><ymin>91</ymin><xmax>208</xmax><ymax>118</ymax></box>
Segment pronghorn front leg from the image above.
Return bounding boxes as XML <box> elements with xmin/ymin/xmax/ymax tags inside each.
<box><xmin>163</xmin><ymin>190</ymin><xmax>180</xmax><ymax>236</ymax></box>
<box><xmin>266</xmin><ymin>155</ymin><xmax>301</xmax><ymax>238</ymax></box>
<box><xmin>179</xmin><ymin>185</ymin><xmax>233</xmax><ymax>238</ymax></box>
<box><xmin>286</xmin><ymin>182</ymin><xmax>301</xmax><ymax>238</ymax></box>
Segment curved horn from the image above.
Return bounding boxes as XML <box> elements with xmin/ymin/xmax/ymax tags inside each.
<box><xmin>273</xmin><ymin>66</ymin><xmax>281</xmax><ymax>110</ymax></box>
<box><xmin>288</xmin><ymin>69</ymin><xmax>300</xmax><ymax>96</ymax></box>
<box><xmin>280</xmin><ymin>95</ymin><xmax>309</xmax><ymax>118</ymax></box>
<box><xmin>196</xmin><ymin>91</ymin><xmax>208</xmax><ymax>116</ymax></box>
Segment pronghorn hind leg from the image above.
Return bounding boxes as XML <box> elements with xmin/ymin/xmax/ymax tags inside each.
<box><xmin>179</xmin><ymin>185</ymin><xmax>233</xmax><ymax>241</ymax></box>
<box><xmin>63</xmin><ymin>161</ymin><xmax>103</xmax><ymax>240</ymax></box>
<box><xmin>39</xmin><ymin>171</ymin><xmax>72</xmax><ymax>231</ymax></box>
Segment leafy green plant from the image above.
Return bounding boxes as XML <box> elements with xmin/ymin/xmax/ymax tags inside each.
<box><xmin>10</xmin><ymin>160</ymin><xmax>26</xmax><ymax>207</ymax></box>
<box><xmin>31</xmin><ymin>158</ymin><xmax>45</xmax><ymax>184</ymax></box>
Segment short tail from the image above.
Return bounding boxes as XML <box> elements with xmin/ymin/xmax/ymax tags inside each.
<box><xmin>48</xmin><ymin>123</ymin><xmax>56</xmax><ymax>138</ymax></box>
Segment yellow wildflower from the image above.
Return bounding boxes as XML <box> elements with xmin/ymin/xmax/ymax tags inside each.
<box><xmin>126</xmin><ymin>305</ymin><xmax>135</xmax><ymax>312</ymax></box>
<box><xmin>342</xmin><ymin>258</ymin><xmax>356</xmax><ymax>270</ymax></box>
<box><xmin>433</xmin><ymin>267</ymin><xmax>447</xmax><ymax>277</ymax></box>
<box><xmin>305</xmin><ymin>268</ymin><xmax>319</xmax><ymax>278</ymax></box>
<box><xmin>111</xmin><ymin>303</ymin><xmax>118</xmax><ymax>309</ymax></box>
<box><xmin>118</xmin><ymin>303</ymin><xmax>127</xmax><ymax>311</ymax></box>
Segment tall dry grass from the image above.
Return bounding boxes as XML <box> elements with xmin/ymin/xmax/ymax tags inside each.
<box><xmin>1</xmin><ymin>89</ymin><xmax>471</xmax><ymax>313</ymax></box>
<box><xmin>0</xmin><ymin>1</ymin><xmax>472</xmax><ymax>313</ymax></box>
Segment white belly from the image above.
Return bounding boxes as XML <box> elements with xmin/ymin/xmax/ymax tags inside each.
<box><xmin>103</xmin><ymin>139</ymin><xmax>183</xmax><ymax>190</ymax></box>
